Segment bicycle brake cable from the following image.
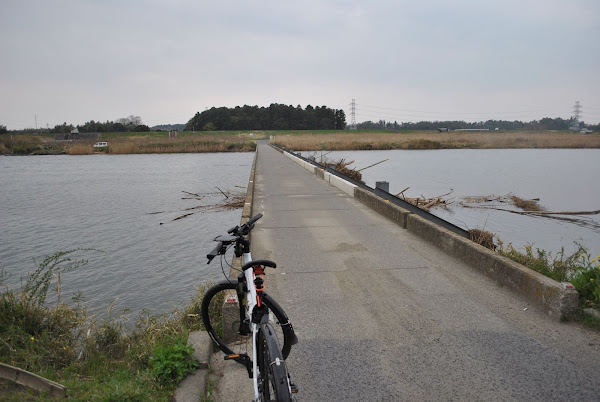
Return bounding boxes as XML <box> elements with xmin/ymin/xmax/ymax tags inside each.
<box><xmin>220</xmin><ymin>244</ymin><xmax>238</xmax><ymax>283</ymax></box>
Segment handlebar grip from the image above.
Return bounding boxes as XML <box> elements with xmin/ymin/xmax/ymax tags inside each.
<box><xmin>206</xmin><ymin>243</ymin><xmax>222</xmax><ymax>264</ymax></box>
<box><xmin>246</xmin><ymin>213</ymin><xmax>263</xmax><ymax>226</ymax></box>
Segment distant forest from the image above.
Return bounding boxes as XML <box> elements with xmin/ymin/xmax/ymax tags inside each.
<box><xmin>151</xmin><ymin>123</ymin><xmax>186</xmax><ymax>131</ymax></box>
<box><xmin>50</xmin><ymin>115</ymin><xmax>151</xmax><ymax>133</ymax></box>
<box><xmin>358</xmin><ymin>117</ymin><xmax>600</xmax><ymax>131</ymax></box>
<box><xmin>3</xmin><ymin>109</ymin><xmax>599</xmax><ymax>134</ymax></box>
<box><xmin>185</xmin><ymin>104</ymin><xmax>347</xmax><ymax>131</ymax></box>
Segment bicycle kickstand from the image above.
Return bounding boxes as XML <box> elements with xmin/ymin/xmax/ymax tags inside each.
<box><xmin>224</xmin><ymin>353</ymin><xmax>253</xmax><ymax>378</ymax></box>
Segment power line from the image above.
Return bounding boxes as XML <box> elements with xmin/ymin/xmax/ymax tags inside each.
<box><xmin>354</xmin><ymin>108</ymin><xmax>563</xmax><ymax>122</ymax></box>
<box><xmin>347</xmin><ymin>102</ymin><xmax>572</xmax><ymax>123</ymax></box>
<box><xmin>357</xmin><ymin>103</ymin><xmax>552</xmax><ymax>115</ymax></box>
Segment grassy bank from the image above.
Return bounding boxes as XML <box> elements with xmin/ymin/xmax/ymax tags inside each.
<box><xmin>0</xmin><ymin>135</ymin><xmax>65</xmax><ymax>155</ymax></box>
<box><xmin>68</xmin><ymin>135</ymin><xmax>257</xmax><ymax>155</ymax></box>
<box><xmin>3</xmin><ymin>130</ymin><xmax>599</xmax><ymax>155</ymax></box>
<box><xmin>271</xmin><ymin>130</ymin><xmax>600</xmax><ymax>151</ymax></box>
<box><xmin>1</xmin><ymin>132</ymin><xmax>260</xmax><ymax>155</ymax></box>
<box><xmin>0</xmin><ymin>250</ymin><xmax>207</xmax><ymax>400</ymax></box>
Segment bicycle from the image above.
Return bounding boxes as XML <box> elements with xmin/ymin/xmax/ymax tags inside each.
<box><xmin>202</xmin><ymin>213</ymin><xmax>298</xmax><ymax>401</ymax></box>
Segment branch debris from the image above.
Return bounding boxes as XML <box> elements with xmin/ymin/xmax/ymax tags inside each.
<box><xmin>160</xmin><ymin>188</ymin><xmax>246</xmax><ymax>225</ymax></box>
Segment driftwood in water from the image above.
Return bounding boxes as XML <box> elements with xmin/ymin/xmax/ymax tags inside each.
<box><xmin>170</xmin><ymin>212</ymin><xmax>195</xmax><ymax>221</ymax></box>
<box><xmin>357</xmin><ymin>159</ymin><xmax>389</xmax><ymax>172</ymax></box>
<box><xmin>463</xmin><ymin>205</ymin><xmax>600</xmax><ymax>216</ymax></box>
<box><xmin>396</xmin><ymin>187</ymin><xmax>410</xmax><ymax>197</ymax></box>
<box><xmin>400</xmin><ymin>190</ymin><xmax>454</xmax><ymax>211</ymax></box>
<box><xmin>161</xmin><ymin>189</ymin><xmax>246</xmax><ymax>225</ymax></box>
<box><xmin>321</xmin><ymin>158</ymin><xmax>364</xmax><ymax>184</ymax></box>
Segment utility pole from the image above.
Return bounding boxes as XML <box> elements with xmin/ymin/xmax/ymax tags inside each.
<box><xmin>570</xmin><ymin>101</ymin><xmax>581</xmax><ymax>130</ymax></box>
<box><xmin>350</xmin><ymin>99</ymin><xmax>357</xmax><ymax>130</ymax></box>
<box><xmin>35</xmin><ymin>114</ymin><xmax>38</xmax><ymax>132</ymax></box>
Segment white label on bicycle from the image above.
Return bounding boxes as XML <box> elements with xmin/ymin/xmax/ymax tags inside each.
<box><xmin>225</xmin><ymin>294</ymin><xmax>238</xmax><ymax>303</ymax></box>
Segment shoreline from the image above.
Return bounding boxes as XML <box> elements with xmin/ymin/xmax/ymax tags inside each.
<box><xmin>2</xmin><ymin>130</ymin><xmax>599</xmax><ymax>155</ymax></box>
<box><xmin>271</xmin><ymin>130</ymin><xmax>600</xmax><ymax>151</ymax></box>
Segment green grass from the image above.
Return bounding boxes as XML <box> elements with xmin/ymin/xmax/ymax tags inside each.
<box><xmin>0</xmin><ymin>250</ymin><xmax>211</xmax><ymax>400</ymax></box>
<box><xmin>498</xmin><ymin>243</ymin><xmax>600</xmax><ymax>312</ymax></box>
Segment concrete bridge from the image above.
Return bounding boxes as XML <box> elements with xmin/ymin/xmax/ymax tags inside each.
<box><xmin>210</xmin><ymin>142</ymin><xmax>599</xmax><ymax>401</ymax></box>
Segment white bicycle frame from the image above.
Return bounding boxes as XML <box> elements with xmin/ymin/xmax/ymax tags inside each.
<box><xmin>242</xmin><ymin>250</ymin><xmax>262</xmax><ymax>400</ymax></box>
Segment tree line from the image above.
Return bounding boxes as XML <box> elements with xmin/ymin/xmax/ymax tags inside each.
<box><xmin>50</xmin><ymin>115</ymin><xmax>150</xmax><ymax>133</ymax></box>
<box><xmin>3</xmin><ymin>111</ymin><xmax>599</xmax><ymax>135</ymax></box>
<box><xmin>184</xmin><ymin>104</ymin><xmax>347</xmax><ymax>131</ymax></box>
<box><xmin>357</xmin><ymin>117</ymin><xmax>599</xmax><ymax>131</ymax></box>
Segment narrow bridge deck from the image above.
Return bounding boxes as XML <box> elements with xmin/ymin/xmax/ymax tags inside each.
<box><xmin>215</xmin><ymin>143</ymin><xmax>599</xmax><ymax>401</ymax></box>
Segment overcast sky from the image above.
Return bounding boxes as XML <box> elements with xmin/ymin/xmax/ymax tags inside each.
<box><xmin>1</xmin><ymin>0</ymin><xmax>599</xmax><ymax>129</ymax></box>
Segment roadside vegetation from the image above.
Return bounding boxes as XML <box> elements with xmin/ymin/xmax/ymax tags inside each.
<box><xmin>497</xmin><ymin>242</ymin><xmax>600</xmax><ymax>323</ymax></box>
<box><xmin>0</xmin><ymin>132</ymin><xmax>259</xmax><ymax>155</ymax></box>
<box><xmin>0</xmin><ymin>249</ymin><xmax>207</xmax><ymax>400</ymax></box>
<box><xmin>2</xmin><ymin>130</ymin><xmax>599</xmax><ymax>155</ymax></box>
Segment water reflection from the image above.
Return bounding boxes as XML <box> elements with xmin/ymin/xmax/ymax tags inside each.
<box><xmin>0</xmin><ymin>153</ymin><xmax>254</xmax><ymax>317</ymax></box>
<box><xmin>323</xmin><ymin>149</ymin><xmax>600</xmax><ymax>257</ymax></box>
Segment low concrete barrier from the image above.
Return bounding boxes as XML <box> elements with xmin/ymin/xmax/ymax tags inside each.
<box><xmin>354</xmin><ymin>187</ymin><xmax>411</xmax><ymax>229</ymax></box>
<box><xmin>277</xmin><ymin>145</ymin><xmax>580</xmax><ymax>321</ymax></box>
<box><xmin>0</xmin><ymin>363</ymin><xmax>66</xmax><ymax>397</ymax></box>
<box><xmin>406</xmin><ymin>213</ymin><xmax>579</xmax><ymax>320</ymax></box>
<box><xmin>284</xmin><ymin>151</ymin><xmax>316</xmax><ymax>174</ymax></box>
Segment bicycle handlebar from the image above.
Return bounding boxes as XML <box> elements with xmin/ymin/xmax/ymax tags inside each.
<box><xmin>246</xmin><ymin>213</ymin><xmax>263</xmax><ymax>227</ymax></box>
<box><xmin>206</xmin><ymin>213</ymin><xmax>263</xmax><ymax>264</ymax></box>
<box><xmin>206</xmin><ymin>244</ymin><xmax>222</xmax><ymax>264</ymax></box>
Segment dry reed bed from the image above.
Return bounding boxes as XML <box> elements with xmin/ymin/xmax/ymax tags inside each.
<box><xmin>272</xmin><ymin>131</ymin><xmax>600</xmax><ymax>151</ymax></box>
<box><xmin>66</xmin><ymin>135</ymin><xmax>256</xmax><ymax>155</ymax></box>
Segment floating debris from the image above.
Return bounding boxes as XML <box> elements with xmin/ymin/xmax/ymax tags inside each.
<box><xmin>161</xmin><ymin>188</ymin><xmax>246</xmax><ymax>225</ymax></box>
<box><xmin>399</xmin><ymin>190</ymin><xmax>454</xmax><ymax>211</ymax></box>
<box><xmin>320</xmin><ymin>158</ymin><xmax>364</xmax><ymax>183</ymax></box>
<box><xmin>170</xmin><ymin>212</ymin><xmax>195</xmax><ymax>222</ymax></box>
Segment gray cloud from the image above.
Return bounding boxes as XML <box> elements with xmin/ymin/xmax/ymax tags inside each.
<box><xmin>1</xmin><ymin>0</ymin><xmax>599</xmax><ymax>129</ymax></box>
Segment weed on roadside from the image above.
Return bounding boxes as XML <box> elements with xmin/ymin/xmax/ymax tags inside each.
<box><xmin>0</xmin><ymin>249</ymin><xmax>209</xmax><ymax>400</ymax></box>
<box><xmin>498</xmin><ymin>243</ymin><xmax>600</xmax><ymax>311</ymax></box>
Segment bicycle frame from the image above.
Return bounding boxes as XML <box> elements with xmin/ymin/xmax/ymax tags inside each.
<box><xmin>206</xmin><ymin>213</ymin><xmax>296</xmax><ymax>400</ymax></box>
<box><xmin>241</xmin><ymin>249</ymin><xmax>263</xmax><ymax>399</ymax></box>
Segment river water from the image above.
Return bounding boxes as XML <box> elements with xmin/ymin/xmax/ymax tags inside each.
<box><xmin>0</xmin><ymin>153</ymin><xmax>254</xmax><ymax>317</ymax></box>
<box><xmin>2</xmin><ymin>149</ymin><xmax>599</xmax><ymax>318</ymax></box>
<box><xmin>322</xmin><ymin>149</ymin><xmax>600</xmax><ymax>259</ymax></box>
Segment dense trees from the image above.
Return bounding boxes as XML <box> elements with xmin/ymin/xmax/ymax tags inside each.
<box><xmin>50</xmin><ymin>116</ymin><xmax>150</xmax><ymax>133</ymax></box>
<box><xmin>4</xmin><ymin>110</ymin><xmax>597</xmax><ymax>135</ymax></box>
<box><xmin>357</xmin><ymin>117</ymin><xmax>587</xmax><ymax>131</ymax></box>
<box><xmin>184</xmin><ymin>104</ymin><xmax>347</xmax><ymax>131</ymax></box>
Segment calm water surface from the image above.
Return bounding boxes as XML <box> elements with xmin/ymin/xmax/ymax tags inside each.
<box><xmin>0</xmin><ymin>153</ymin><xmax>253</xmax><ymax>317</ymax></box>
<box><xmin>324</xmin><ymin>149</ymin><xmax>600</xmax><ymax>258</ymax></box>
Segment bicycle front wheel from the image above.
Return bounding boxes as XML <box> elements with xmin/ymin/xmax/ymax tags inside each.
<box><xmin>258</xmin><ymin>323</ymin><xmax>292</xmax><ymax>402</ymax></box>
<box><xmin>201</xmin><ymin>280</ymin><xmax>294</xmax><ymax>360</ymax></box>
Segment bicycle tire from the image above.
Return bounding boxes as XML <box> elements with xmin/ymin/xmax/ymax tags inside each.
<box><xmin>258</xmin><ymin>323</ymin><xmax>292</xmax><ymax>402</ymax></box>
<box><xmin>201</xmin><ymin>280</ymin><xmax>294</xmax><ymax>360</ymax></box>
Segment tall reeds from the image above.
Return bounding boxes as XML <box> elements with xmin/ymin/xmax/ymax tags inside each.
<box><xmin>272</xmin><ymin>131</ymin><xmax>600</xmax><ymax>151</ymax></box>
<box><xmin>64</xmin><ymin>135</ymin><xmax>256</xmax><ymax>154</ymax></box>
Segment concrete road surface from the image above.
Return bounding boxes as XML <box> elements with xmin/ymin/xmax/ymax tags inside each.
<box><xmin>210</xmin><ymin>143</ymin><xmax>599</xmax><ymax>401</ymax></box>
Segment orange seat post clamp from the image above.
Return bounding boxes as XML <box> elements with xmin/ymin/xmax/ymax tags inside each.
<box><xmin>253</xmin><ymin>265</ymin><xmax>265</xmax><ymax>307</ymax></box>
